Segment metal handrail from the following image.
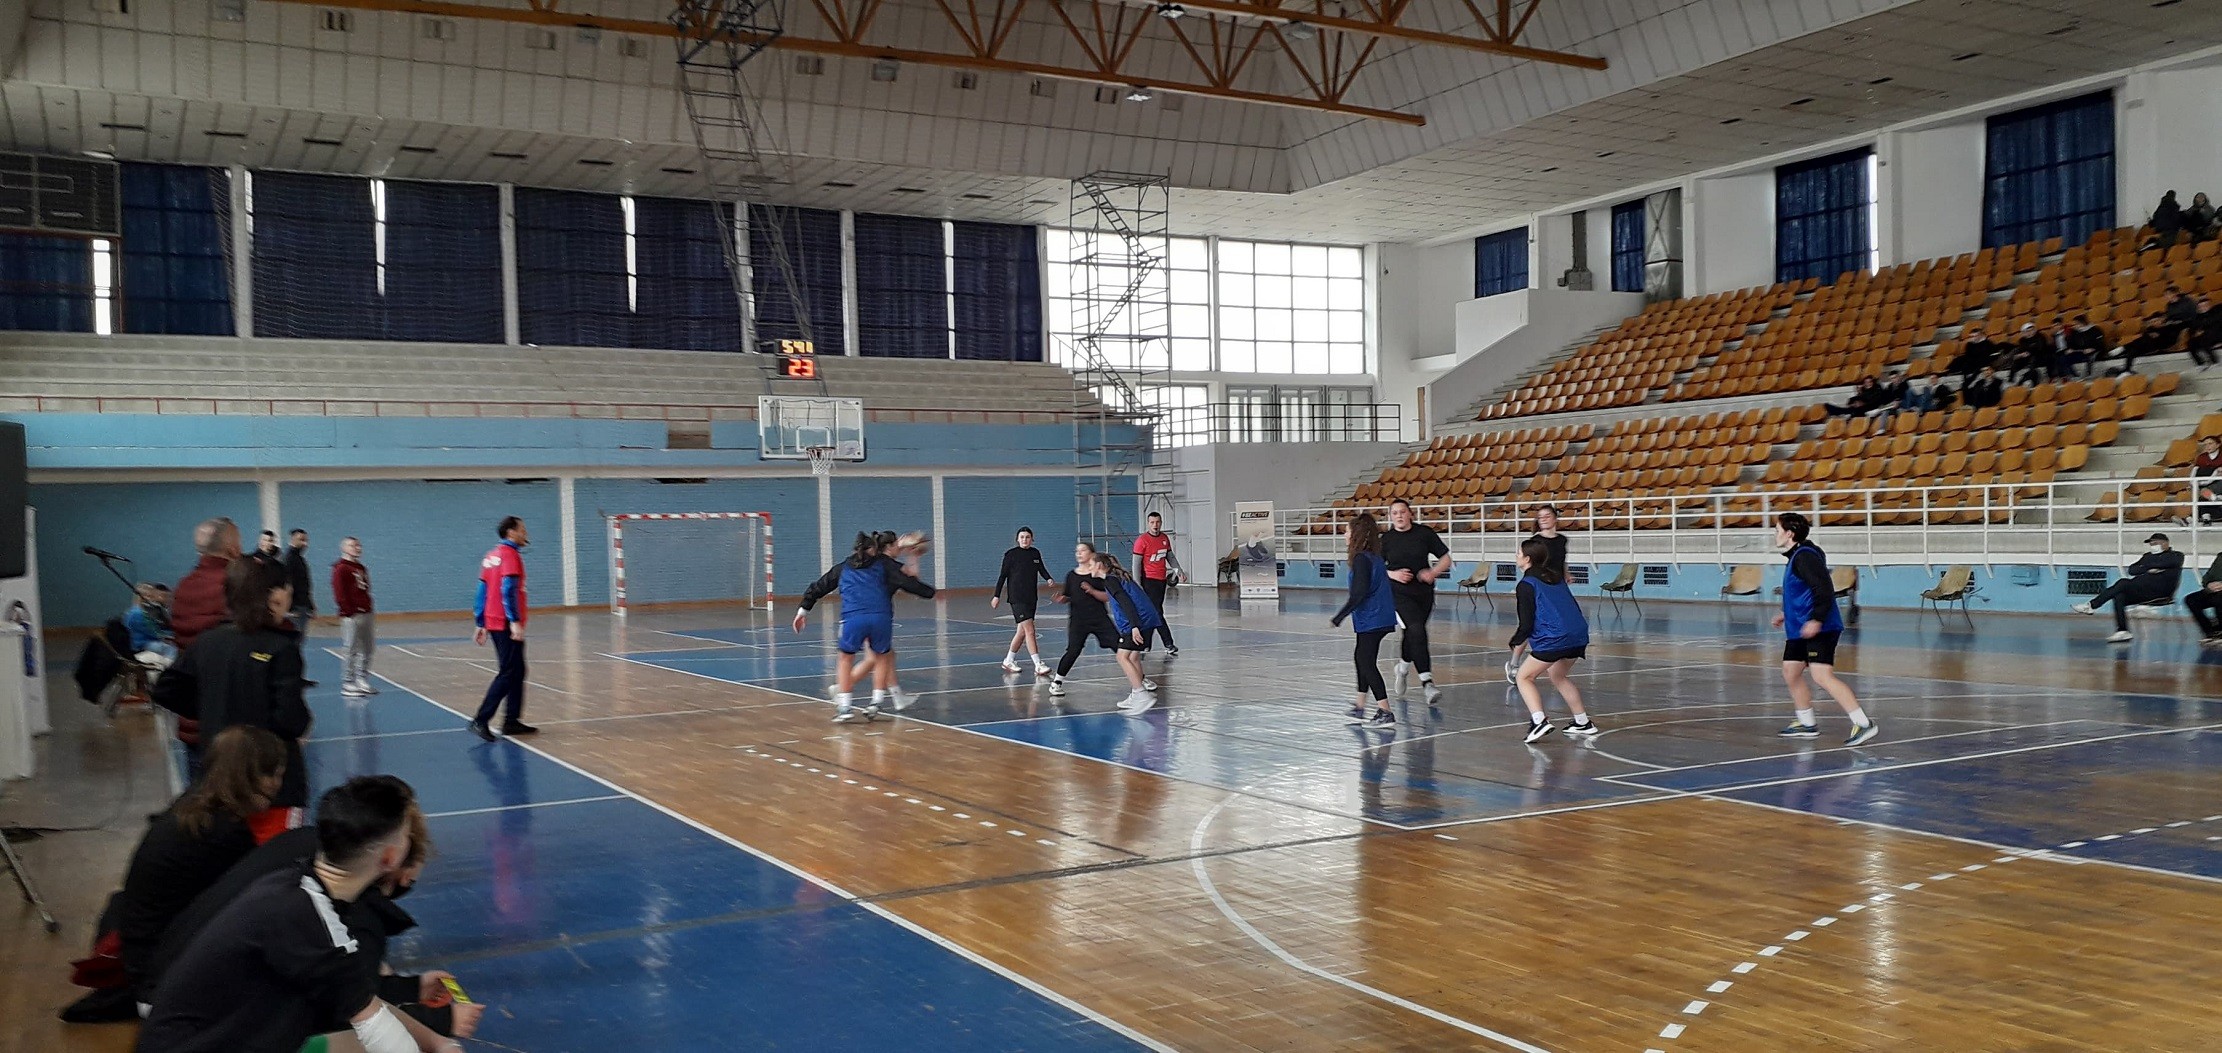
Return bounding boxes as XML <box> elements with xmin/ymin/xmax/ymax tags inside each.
<box><xmin>1162</xmin><ymin>401</ymin><xmax>1403</xmax><ymax>444</ymax></box>
<box><xmin>1253</xmin><ymin>474</ymin><xmax>2211</xmax><ymax>572</ymax></box>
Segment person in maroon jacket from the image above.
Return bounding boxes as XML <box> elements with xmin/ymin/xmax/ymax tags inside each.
<box><xmin>165</xmin><ymin>517</ymin><xmax>241</xmax><ymax>759</ymax></box>
<box><xmin>332</xmin><ymin>537</ymin><xmax>377</xmax><ymax>698</ymax></box>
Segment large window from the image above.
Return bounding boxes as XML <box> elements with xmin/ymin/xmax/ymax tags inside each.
<box><xmin>1474</xmin><ymin>228</ymin><xmax>1528</xmax><ymax>298</ymax></box>
<box><xmin>514</xmin><ymin>187</ymin><xmax>632</xmax><ymax>347</ymax></box>
<box><xmin>0</xmin><ymin>233</ymin><xmax>94</xmax><ymax>332</ymax></box>
<box><xmin>379</xmin><ymin>180</ymin><xmax>504</xmax><ymax>343</ymax></box>
<box><xmin>951</xmin><ymin>221</ymin><xmax>1042</xmax><ymax>362</ymax></box>
<box><xmin>1776</xmin><ymin>148</ymin><xmax>1877</xmax><ymax>284</ymax></box>
<box><xmin>629</xmin><ymin>196</ymin><xmax>740</xmax><ymax>352</ymax></box>
<box><xmin>853</xmin><ymin>213</ymin><xmax>951</xmax><ymax>358</ymax></box>
<box><xmin>248</xmin><ymin>171</ymin><xmax>380</xmax><ymax>339</ymax></box>
<box><xmin>748</xmin><ymin>204</ymin><xmax>846</xmax><ymax>355</ymax></box>
<box><xmin>1983</xmin><ymin>91</ymin><xmax>2115</xmax><ymax>250</ymax></box>
<box><xmin>120</xmin><ymin>163</ymin><xmax>232</xmax><ymax>335</ymax></box>
<box><xmin>1610</xmin><ymin>200</ymin><xmax>1646</xmax><ymax>294</ymax></box>
<box><xmin>1217</xmin><ymin>240</ymin><xmax>1364</xmax><ymax>375</ymax></box>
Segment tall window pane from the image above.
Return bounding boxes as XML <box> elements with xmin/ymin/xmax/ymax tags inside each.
<box><xmin>1775</xmin><ymin>148</ymin><xmax>1876</xmax><ymax>285</ymax></box>
<box><xmin>1474</xmin><ymin>228</ymin><xmax>1528</xmax><ymax>298</ymax></box>
<box><xmin>1983</xmin><ymin>90</ymin><xmax>2115</xmax><ymax>249</ymax></box>
<box><xmin>1610</xmin><ymin>200</ymin><xmax>1645</xmax><ymax>294</ymax></box>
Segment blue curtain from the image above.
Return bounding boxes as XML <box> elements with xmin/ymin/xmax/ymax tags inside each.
<box><xmin>854</xmin><ymin>213</ymin><xmax>948</xmax><ymax>358</ymax></box>
<box><xmin>381</xmin><ymin>180</ymin><xmax>503</xmax><ymax>343</ymax></box>
<box><xmin>951</xmin><ymin>221</ymin><xmax>1042</xmax><ymax>362</ymax></box>
<box><xmin>1984</xmin><ymin>90</ymin><xmax>2115</xmax><ymax>249</ymax></box>
<box><xmin>631</xmin><ymin>196</ymin><xmax>741</xmax><ymax>352</ymax></box>
<box><xmin>1610</xmin><ymin>200</ymin><xmax>1645</xmax><ymax>293</ymax></box>
<box><xmin>1474</xmin><ymin>228</ymin><xmax>1527</xmax><ymax>298</ymax></box>
<box><xmin>120</xmin><ymin>163</ymin><xmax>232</xmax><ymax>335</ymax></box>
<box><xmin>514</xmin><ymin>188</ymin><xmax>631</xmax><ymax>348</ymax></box>
<box><xmin>249</xmin><ymin>171</ymin><xmax>380</xmax><ymax>338</ymax></box>
<box><xmin>748</xmin><ymin>204</ymin><xmax>844</xmax><ymax>354</ymax></box>
<box><xmin>0</xmin><ymin>233</ymin><xmax>92</xmax><ymax>331</ymax></box>
<box><xmin>1776</xmin><ymin>148</ymin><xmax>1873</xmax><ymax>285</ymax></box>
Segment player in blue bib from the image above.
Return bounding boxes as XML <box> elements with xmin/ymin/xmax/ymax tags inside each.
<box><xmin>1509</xmin><ymin>537</ymin><xmax>1599</xmax><ymax>743</ymax></box>
<box><xmin>1771</xmin><ymin>513</ymin><xmax>1878</xmax><ymax>746</ymax></box>
<box><xmin>794</xmin><ymin>531</ymin><xmax>937</xmax><ymax>723</ymax></box>
<box><xmin>1331</xmin><ymin>513</ymin><xmax>1400</xmax><ymax>730</ymax></box>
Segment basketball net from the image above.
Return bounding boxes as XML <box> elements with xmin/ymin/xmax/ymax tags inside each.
<box><xmin>805</xmin><ymin>445</ymin><xmax>835</xmax><ymax>477</ymax></box>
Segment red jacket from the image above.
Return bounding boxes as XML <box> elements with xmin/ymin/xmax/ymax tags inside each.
<box><xmin>169</xmin><ymin>555</ymin><xmax>232</xmax><ymax>652</ymax></box>
<box><xmin>331</xmin><ymin>558</ymin><xmax>373</xmax><ymax>616</ymax></box>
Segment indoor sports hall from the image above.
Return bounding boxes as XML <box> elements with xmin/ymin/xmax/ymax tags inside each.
<box><xmin>2</xmin><ymin>2</ymin><xmax>2221</xmax><ymax>1051</ymax></box>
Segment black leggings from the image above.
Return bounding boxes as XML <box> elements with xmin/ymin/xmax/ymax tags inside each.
<box><xmin>1056</xmin><ymin>622</ymin><xmax>1115</xmax><ymax>677</ymax></box>
<box><xmin>1354</xmin><ymin>628</ymin><xmax>1391</xmax><ymax>701</ymax></box>
<box><xmin>1140</xmin><ymin>577</ymin><xmax>1177</xmax><ymax>648</ymax></box>
<box><xmin>1393</xmin><ymin>588</ymin><xmax>1434</xmax><ymax>674</ymax></box>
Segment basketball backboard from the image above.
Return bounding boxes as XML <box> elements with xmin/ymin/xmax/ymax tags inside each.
<box><xmin>759</xmin><ymin>395</ymin><xmax>866</xmax><ymax>461</ymax></box>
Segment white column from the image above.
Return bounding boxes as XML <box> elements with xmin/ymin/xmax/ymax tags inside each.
<box><xmin>942</xmin><ymin>221</ymin><xmax>957</xmax><ymax>360</ymax></box>
<box><xmin>499</xmin><ymin>183</ymin><xmax>521</xmax><ymax>345</ymax></box>
<box><xmin>258</xmin><ymin>479</ymin><xmax>281</xmax><ymax>539</ymax></box>
<box><xmin>559</xmin><ymin>475</ymin><xmax>579</xmax><ymax>607</ymax></box>
<box><xmin>228</xmin><ymin>165</ymin><xmax>254</xmax><ymax>338</ymax></box>
<box><xmin>930</xmin><ymin>475</ymin><xmax>947</xmax><ymax>584</ymax></box>
<box><xmin>840</xmin><ymin>209</ymin><xmax>860</xmax><ymax>356</ymax></box>
<box><xmin>817</xmin><ymin>474</ymin><xmax>834</xmax><ymax>566</ymax></box>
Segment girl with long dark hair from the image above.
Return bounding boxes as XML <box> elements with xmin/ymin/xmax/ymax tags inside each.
<box><xmin>1510</xmin><ymin>537</ymin><xmax>1598</xmax><ymax>743</ymax></box>
<box><xmin>1332</xmin><ymin>513</ymin><xmax>1399</xmax><ymax>729</ymax></box>
<box><xmin>1049</xmin><ymin>543</ymin><xmax>1156</xmax><ymax>709</ymax></box>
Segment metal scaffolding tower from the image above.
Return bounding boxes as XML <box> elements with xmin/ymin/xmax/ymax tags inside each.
<box><xmin>669</xmin><ymin>0</ymin><xmax>813</xmax><ymax>356</ymax></box>
<box><xmin>1064</xmin><ymin>172</ymin><xmax>1175</xmax><ymax>545</ymax></box>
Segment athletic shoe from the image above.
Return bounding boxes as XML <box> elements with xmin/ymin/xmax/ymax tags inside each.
<box><xmin>887</xmin><ymin>688</ymin><xmax>918</xmax><ymax>712</ymax></box>
<box><xmin>2106</xmin><ymin>630</ymin><xmax>2134</xmax><ymax>643</ymax></box>
<box><xmin>1345</xmin><ymin>705</ymin><xmax>1369</xmax><ymax>724</ymax></box>
<box><xmin>1503</xmin><ymin>660</ymin><xmax>1519</xmax><ymax>685</ymax></box>
<box><xmin>1142</xmin><ymin>678</ymin><xmax>1158</xmax><ymax>692</ymax></box>
<box><xmin>832</xmin><ymin>706</ymin><xmax>866</xmax><ymax>724</ymax></box>
<box><xmin>860</xmin><ymin>703</ymin><xmax>883</xmax><ymax>722</ymax></box>
<box><xmin>1421</xmin><ymin>682</ymin><xmax>1443</xmax><ymax>706</ymax></box>
<box><xmin>2070</xmin><ymin>602</ymin><xmax>2095</xmax><ymax>615</ymax></box>
<box><xmin>1048</xmin><ymin>678</ymin><xmax>1067</xmax><ymax>697</ymax></box>
<box><xmin>468</xmin><ymin>721</ymin><xmax>496</xmax><ymax>742</ymax></box>
<box><xmin>1393</xmin><ymin>662</ymin><xmax>1411</xmax><ymax>697</ymax></box>
<box><xmin>1034</xmin><ymin>663</ymin><xmax>1052</xmax><ymax>677</ymax></box>
<box><xmin>354</xmin><ymin>680</ymin><xmax>379</xmax><ymax>696</ymax></box>
<box><xmin>1166</xmin><ymin>645</ymin><xmax>1180</xmax><ymax>657</ymax></box>
<box><xmin>1119</xmin><ymin>689</ymin><xmax>1155</xmax><ymax>712</ymax></box>
<box><xmin>1565</xmin><ymin>719</ymin><xmax>1600</xmax><ymax>737</ymax></box>
<box><xmin>1777</xmin><ymin>722</ymin><xmax>1821</xmax><ymax>738</ymax></box>
<box><xmin>1523</xmin><ymin>719</ymin><xmax>1556</xmax><ymax>744</ymax></box>
<box><xmin>1844</xmin><ymin>721</ymin><xmax>1881</xmax><ymax>747</ymax></box>
<box><xmin>1364</xmin><ymin>708</ymin><xmax>1396</xmax><ymax>729</ymax></box>
<box><xmin>499</xmin><ymin>721</ymin><xmax>539</xmax><ymax>736</ymax></box>
<box><xmin>341</xmin><ymin>683</ymin><xmax>370</xmax><ymax>699</ymax></box>
<box><xmin>1001</xmin><ymin>656</ymin><xmax>1021</xmax><ymax>673</ymax></box>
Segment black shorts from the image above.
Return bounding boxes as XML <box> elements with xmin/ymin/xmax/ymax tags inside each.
<box><xmin>1530</xmin><ymin>646</ymin><xmax>1587</xmax><ymax>664</ymax></box>
<box><xmin>1077</xmin><ymin>624</ymin><xmax>1140</xmax><ymax>651</ymax></box>
<box><xmin>1008</xmin><ymin>600</ymin><xmax>1038</xmax><ymax>624</ymax></box>
<box><xmin>1783</xmin><ymin>630</ymin><xmax>1842</xmax><ymax>666</ymax></box>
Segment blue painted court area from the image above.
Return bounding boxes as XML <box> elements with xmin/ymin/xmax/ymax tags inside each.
<box><xmin>292</xmin><ymin>646</ymin><xmax>1153</xmax><ymax>1053</ymax></box>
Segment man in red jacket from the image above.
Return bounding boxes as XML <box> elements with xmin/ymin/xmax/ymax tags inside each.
<box><xmin>332</xmin><ymin>537</ymin><xmax>377</xmax><ymax>698</ymax></box>
<box><xmin>165</xmin><ymin>516</ymin><xmax>240</xmax><ymax>756</ymax></box>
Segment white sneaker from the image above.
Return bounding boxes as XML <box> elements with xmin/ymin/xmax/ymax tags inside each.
<box><xmin>354</xmin><ymin>680</ymin><xmax>379</xmax><ymax>696</ymax></box>
<box><xmin>2106</xmin><ymin>630</ymin><xmax>2133</xmax><ymax>643</ymax></box>
<box><xmin>832</xmin><ymin>706</ymin><xmax>866</xmax><ymax>723</ymax></box>
<box><xmin>2070</xmin><ymin>603</ymin><xmax>2095</xmax><ymax>615</ymax></box>
<box><xmin>1119</xmin><ymin>689</ymin><xmax>1157</xmax><ymax>712</ymax></box>
<box><xmin>888</xmin><ymin>688</ymin><xmax>918</xmax><ymax>711</ymax></box>
<box><xmin>1393</xmin><ymin>662</ymin><xmax>1411</xmax><ymax>697</ymax></box>
<box><xmin>1001</xmin><ymin>656</ymin><xmax>1021</xmax><ymax>673</ymax></box>
<box><xmin>1503</xmin><ymin>660</ymin><xmax>1519</xmax><ymax>685</ymax></box>
<box><xmin>341</xmin><ymin>683</ymin><xmax>370</xmax><ymax>699</ymax></box>
<box><xmin>1142</xmin><ymin>678</ymin><xmax>1158</xmax><ymax>692</ymax></box>
<box><xmin>1048</xmin><ymin>677</ymin><xmax>1067</xmax><ymax>697</ymax></box>
<box><xmin>1421</xmin><ymin>682</ymin><xmax>1443</xmax><ymax>705</ymax></box>
<box><xmin>1033</xmin><ymin>662</ymin><xmax>1052</xmax><ymax>678</ymax></box>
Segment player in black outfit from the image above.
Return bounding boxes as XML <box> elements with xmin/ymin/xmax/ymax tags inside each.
<box><xmin>992</xmin><ymin>527</ymin><xmax>1054</xmax><ymax>679</ymax></box>
<box><xmin>1380</xmin><ymin>499</ymin><xmax>1455</xmax><ymax>705</ymax></box>
<box><xmin>1046</xmin><ymin>542</ymin><xmax>1154</xmax><ymax>704</ymax></box>
<box><xmin>1506</xmin><ymin>505</ymin><xmax>1571</xmax><ymax>683</ymax></box>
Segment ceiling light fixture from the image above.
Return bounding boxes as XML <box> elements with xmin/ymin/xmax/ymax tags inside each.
<box><xmin>1126</xmin><ymin>85</ymin><xmax>1155</xmax><ymax>102</ymax></box>
<box><xmin>1284</xmin><ymin>20</ymin><xmax>1316</xmax><ymax>40</ymax></box>
<box><xmin>1156</xmin><ymin>3</ymin><xmax>1185</xmax><ymax>19</ymax></box>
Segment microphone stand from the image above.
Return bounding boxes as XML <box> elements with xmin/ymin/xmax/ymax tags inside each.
<box><xmin>89</xmin><ymin>552</ymin><xmax>137</xmax><ymax>596</ymax></box>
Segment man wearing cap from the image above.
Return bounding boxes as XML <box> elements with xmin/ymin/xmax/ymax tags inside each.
<box><xmin>2072</xmin><ymin>533</ymin><xmax>2186</xmax><ymax>643</ymax></box>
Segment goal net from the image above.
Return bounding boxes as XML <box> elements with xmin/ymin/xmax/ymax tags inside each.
<box><xmin>608</xmin><ymin>512</ymin><xmax>774</xmax><ymax>615</ymax></box>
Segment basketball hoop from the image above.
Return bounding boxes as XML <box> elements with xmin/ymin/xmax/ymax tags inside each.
<box><xmin>805</xmin><ymin>445</ymin><xmax>835</xmax><ymax>477</ymax></box>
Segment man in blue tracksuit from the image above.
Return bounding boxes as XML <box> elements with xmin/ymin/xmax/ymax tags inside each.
<box><xmin>1772</xmin><ymin>513</ymin><xmax>1878</xmax><ymax>746</ymax></box>
<box><xmin>795</xmin><ymin>532</ymin><xmax>936</xmax><ymax>722</ymax></box>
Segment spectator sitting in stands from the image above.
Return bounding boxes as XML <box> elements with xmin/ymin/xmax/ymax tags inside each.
<box><xmin>2072</xmin><ymin>532</ymin><xmax>2185</xmax><ymax>643</ymax></box>
<box><xmin>2145</xmin><ymin>190</ymin><xmax>2184</xmax><ymax>250</ymax></box>
<box><xmin>1961</xmin><ymin>367</ymin><xmax>2004</xmax><ymax>409</ymax></box>
<box><xmin>2068</xmin><ymin>316</ymin><xmax>2109</xmax><ymax>377</ymax></box>
<box><xmin>125</xmin><ymin>583</ymin><xmax>176</xmax><ymax>668</ymax></box>
<box><xmin>2114</xmin><ymin>313</ymin><xmax>2176</xmax><ymax>375</ymax></box>
<box><xmin>2047</xmin><ymin>320</ymin><xmax>2081</xmax><ymax>380</ymax></box>
<box><xmin>1824</xmin><ymin>377</ymin><xmax>1884</xmax><ymax>418</ymax></box>
<box><xmin>2189</xmin><ymin>192</ymin><xmax>2219</xmax><ymax>242</ymax></box>
<box><xmin>1898</xmin><ymin>375</ymin><xmax>1936</xmax><ymax>413</ymax></box>
<box><xmin>1954</xmin><ymin>328</ymin><xmax>2000</xmax><ymax>379</ymax></box>
<box><xmin>2185</xmin><ymin>549</ymin><xmax>2222</xmax><ymax>645</ymax></box>
<box><xmin>2010</xmin><ymin>322</ymin><xmax>2055</xmax><ymax>385</ymax></box>
<box><xmin>2190</xmin><ymin>296</ymin><xmax>2222</xmax><ymax>369</ymax></box>
<box><xmin>2194</xmin><ymin>436</ymin><xmax>2222</xmax><ymax>526</ymax></box>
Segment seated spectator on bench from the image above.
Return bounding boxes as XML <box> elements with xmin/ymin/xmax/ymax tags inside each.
<box><xmin>1825</xmin><ymin>377</ymin><xmax>1889</xmax><ymax>418</ymax></box>
<box><xmin>1954</xmin><ymin>328</ymin><xmax>2001</xmax><ymax>379</ymax></box>
<box><xmin>2189</xmin><ymin>296</ymin><xmax>2222</xmax><ymax>369</ymax></box>
<box><xmin>1961</xmin><ymin>367</ymin><xmax>2004</xmax><ymax>410</ymax></box>
<box><xmin>2072</xmin><ymin>532</ymin><xmax>2185</xmax><ymax>643</ymax></box>
<box><xmin>2187</xmin><ymin>550</ymin><xmax>2222</xmax><ymax>645</ymax></box>
<box><xmin>124</xmin><ymin>583</ymin><xmax>176</xmax><ymax>668</ymax></box>
<box><xmin>1899</xmin><ymin>375</ymin><xmax>1938</xmax><ymax>413</ymax></box>
<box><xmin>2067</xmin><ymin>316</ymin><xmax>2108</xmax><ymax>377</ymax></box>
<box><xmin>2189</xmin><ymin>192</ymin><xmax>2219</xmax><ymax>242</ymax></box>
<box><xmin>136</xmin><ymin>776</ymin><xmax>467</xmax><ymax>1053</ymax></box>
<box><xmin>2112</xmin><ymin>314</ymin><xmax>2176</xmax><ymax>375</ymax></box>
<box><xmin>2145</xmin><ymin>190</ymin><xmax>2185</xmax><ymax>250</ymax></box>
<box><xmin>2197</xmin><ymin>437</ymin><xmax>2222</xmax><ymax>526</ymax></box>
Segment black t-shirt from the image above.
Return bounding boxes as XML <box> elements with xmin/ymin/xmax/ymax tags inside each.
<box><xmin>117</xmin><ymin>808</ymin><xmax>258</xmax><ymax>993</ymax></box>
<box><xmin>1379</xmin><ymin>524</ymin><xmax>1448</xmax><ymax>595</ymax></box>
<box><xmin>995</xmin><ymin>547</ymin><xmax>1052</xmax><ymax>605</ymax></box>
<box><xmin>1525</xmin><ymin>532</ymin><xmax>1569</xmax><ymax>572</ymax></box>
<box><xmin>1064</xmin><ymin>571</ymin><xmax>1110</xmax><ymax>626</ymax></box>
<box><xmin>137</xmin><ymin>863</ymin><xmax>379</xmax><ymax>1053</ymax></box>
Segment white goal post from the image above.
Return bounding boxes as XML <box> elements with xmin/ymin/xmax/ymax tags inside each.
<box><xmin>608</xmin><ymin>512</ymin><xmax>775</xmax><ymax>616</ymax></box>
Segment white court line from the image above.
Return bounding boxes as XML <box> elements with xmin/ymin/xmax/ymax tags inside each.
<box><xmin>423</xmin><ymin>794</ymin><xmax>628</xmax><ymax>819</ymax></box>
<box><xmin>1189</xmin><ymin>791</ymin><xmax>1553</xmax><ymax>1053</ymax></box>
<box><xmin>1591</xmin><ymin>718</ymin><xmax>2117</xmax><ymax>775</ymax></box>
<box><xmin>369</xmin><ymin>669</ymin><xmax>1184</xmax><ymax>1053</ymax></box>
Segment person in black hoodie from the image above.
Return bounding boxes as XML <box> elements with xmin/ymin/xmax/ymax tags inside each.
<box><xmin>991</xmin><ymin>526</ymin><xmax>1054</xmax><ymax>679</ymax></box>
<box><xmin>282</xmin><ymin>529</ymin><xmax>318</xmax><ymax>687</ymax></box>
<box><xmin>2146</xmin><ymin>190</ymin><xmax>2184</xmax><ymax>250</ymax></box>
<box><xmin>153</xmin><ymin>557</ymin><xmax>313</xmax><ymax>838</ymax></box>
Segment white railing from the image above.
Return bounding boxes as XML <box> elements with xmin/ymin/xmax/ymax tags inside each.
<box><xmin>1257</xmin><ymin>475</ymin><xmax>2213</xmax><ymax>571</ymax></box>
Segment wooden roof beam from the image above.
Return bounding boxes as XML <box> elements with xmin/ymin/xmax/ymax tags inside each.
<box><xmin>1145</xmin><ymin>0</ymin><xmax>1607</xmax><ymax>70</ymax></box>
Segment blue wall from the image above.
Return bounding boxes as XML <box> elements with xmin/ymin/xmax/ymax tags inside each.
<box><xmin>29</xmin><ymin>481</ymin><xmax>261</xmax><ymax>629</ymax></box>
<box><xmin>939</xmin><ymin>477</ymin><xmax>1082</xmax><ymax>590</ymax></box>
<box><xmin>281</xmin><ymin>479</ymin><xmax>562</xmax><ymax>617</ymax></box>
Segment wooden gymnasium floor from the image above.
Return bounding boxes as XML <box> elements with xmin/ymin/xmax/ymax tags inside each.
<box><xmin>7</xmin><ymin>587</ymin><xmax>2222</xmax><ymax>1052</ymax></box>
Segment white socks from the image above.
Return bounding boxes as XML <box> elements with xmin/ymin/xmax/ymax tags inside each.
<box><xmin>836</xmin><ymin>692</ymin><xmax>852</xmax><ymax>708</ymax></box>
<box><xmin>1418</xmin><ymin>672</ymin><xmax>1435</xmax><ymax>684</ymax></box>
<box><xmin>1795</xmin><ymin>708</ymin><xmax>1816</xmax><ymax>727</ymax></box>
<box><xmin>872</xmin><ymin>689</ymin><xmax>888</xmax><ymax>705</ymax></box>
<box><xmin>1530</xmin><ymin>711</ymin><xmax>1547</xmax><ymax>726</ymax></box>
<box><xmin>1844</xmin><ymin>707</ymin><xmax>1871</xmax><ymax>728</ymax></box>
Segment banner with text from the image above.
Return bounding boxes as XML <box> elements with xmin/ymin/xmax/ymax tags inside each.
<box><xmin>1235</xmin><ymin>501</ymin><xmax>1279</xmax><ymax>599</ymax></box>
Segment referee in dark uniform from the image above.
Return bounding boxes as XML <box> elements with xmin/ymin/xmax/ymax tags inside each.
<box><xmin>1380</xmin><ymin>499</ymin><xmax>1454</xmax><ymax>704</ymax></box>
